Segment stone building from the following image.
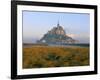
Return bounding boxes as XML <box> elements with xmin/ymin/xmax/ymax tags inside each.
<box><xmin>38</xmin><ymin>21</ymin><xmax>77</xmax><ymax>44</ymax></box>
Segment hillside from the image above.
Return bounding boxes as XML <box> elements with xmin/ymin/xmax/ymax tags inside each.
<box><xmin>38</xmin><ymin>22</ymin><xmax>76</xmax><ymax>44</ymax></box>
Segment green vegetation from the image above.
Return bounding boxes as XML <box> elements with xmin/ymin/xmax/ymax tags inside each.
<box><xmin>23</xmin><ymin>46</ymin><xmax>89</xmax><ymax>69</ymax></box>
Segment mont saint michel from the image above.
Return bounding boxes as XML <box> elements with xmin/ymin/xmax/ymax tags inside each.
<box><xmin>37</xmin><ymin>22</ymin><xmax>77</xmax><ymax>45</ymax></box>
<box><xmin>23</xmin><ymin>11</ymin><xmax>89</xmax><ymax>69</ymax></box>
<box><xmin>23</xmin><ymin>21</ymin><xmax>89</xmax><ymax>69</ymax></box>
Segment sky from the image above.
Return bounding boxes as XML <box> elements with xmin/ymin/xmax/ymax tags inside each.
<box><xmin>23</xmin><ymin>11</ymin><xmax>90</xmax><ymax>43</ymax></box>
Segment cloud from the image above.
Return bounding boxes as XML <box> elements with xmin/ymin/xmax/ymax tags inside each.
<box><xmin>67</xmin><ymin>33</ymin><xmax>89</xmax><ymax>38</ymax></box>
<box><xmin>67</xmin><ymin>33</ymin><xmax>89</xmax><ymax>43</ymax></box>
<box><xmin>67</xmin><ymin>34</ymin><xmax>78</xmax><ymax>38</ymax></box>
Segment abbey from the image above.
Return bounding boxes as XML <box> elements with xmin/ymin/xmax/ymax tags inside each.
<box><xmin>38</xmin><ymin>22</ymin><xmax>77</xmax><ymax>44</ymax></box>
<box><xmin>48</xmin><ymin>22</ymin><xmax>66</xmax><ymax>35</ymax></box>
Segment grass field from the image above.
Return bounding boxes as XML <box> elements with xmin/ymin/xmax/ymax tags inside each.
<box><xmin>23</xmin><ymin>46</ymin><xmax>89</xmax><ymax>69</ymax></box>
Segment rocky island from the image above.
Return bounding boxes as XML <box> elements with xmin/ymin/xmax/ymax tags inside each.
<box><xmin>37</xmin><ymin>22</ymin><xmax>77</xmax><ymax>45</ymax></box>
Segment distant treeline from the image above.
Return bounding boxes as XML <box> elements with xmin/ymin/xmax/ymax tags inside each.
<box><xmin>63</xmin><ymin>43</ymin><xmax>89</xmax><ymax>47</ymax></box>
<box><xmin>23</xmin><ymin>43</ymin><xmax>48</xmax><ymax>46</ymax></box>
<box><xmin>23</xmin><ymin>43</ymin><xmax>89</xmax><ymax>47</ymax></box>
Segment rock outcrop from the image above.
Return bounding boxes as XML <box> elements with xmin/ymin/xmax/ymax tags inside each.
<box><xmin>38</xmin><ymin>22</ymin><xmax>76</xmax><ymax>44</ymax></box>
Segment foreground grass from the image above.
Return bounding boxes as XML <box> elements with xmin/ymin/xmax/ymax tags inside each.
<box><xmin>23</xmin><ymin>46</ymin><xmax>89</xmax><ymax>69</ymax></box>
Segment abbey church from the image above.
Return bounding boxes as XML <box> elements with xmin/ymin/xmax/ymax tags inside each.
<box><xmin>38</xmin><ymin>22</ymin><xmax>76</xmax><ymax>44</ymax></box>
<box><xmin>48</xmin><ymin>22</ymin><xmax>66</xmax><ymax>35</ymax></box>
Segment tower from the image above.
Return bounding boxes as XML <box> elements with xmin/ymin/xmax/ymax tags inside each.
<box><xmin>57</xmin><ymin>20</ymin><xmax>60</xmax><ymax>27</ymax></box>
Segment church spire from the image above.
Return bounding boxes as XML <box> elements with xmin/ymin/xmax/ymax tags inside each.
<box><xmin>57</xmin><ymin>20</ymin><xmax>60</xmax><ymax>27</ymax></box>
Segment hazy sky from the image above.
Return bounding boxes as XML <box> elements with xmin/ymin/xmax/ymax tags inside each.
<box><xmin>23</xmin><ymin>11</ymin><xmax>90</xmax><ymax>43</ymax></box>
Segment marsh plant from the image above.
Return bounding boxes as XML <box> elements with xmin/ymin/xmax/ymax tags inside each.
<box><xmin>23</xmin><ymin>46</ymin><xmax>89</xmax><ymax>68</ymax></box>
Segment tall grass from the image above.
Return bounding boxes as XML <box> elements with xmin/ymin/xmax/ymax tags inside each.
<box><xmin>23</xmin><ymin>46</ymin><xmax>89</xmax><ymax>68</ymax></box>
